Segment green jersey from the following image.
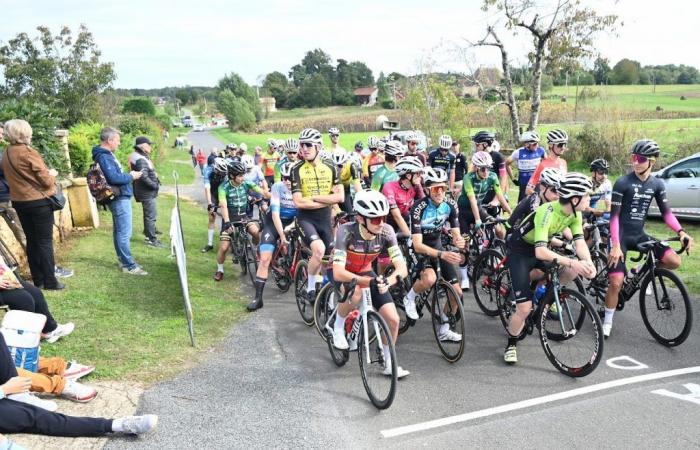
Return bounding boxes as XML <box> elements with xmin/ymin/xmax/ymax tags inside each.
<box><xmin>460</xmin><ymin>171</ymin><xmax>501</xmax><ymax>206</ymax></box>
<box><xmin>371</xmin><ymin>164</ymin><xmax>398</xmax><ymax>191</ymax></box>
<box><xmin>218</xmin><ymin>180</ymin><xmax>263</xmax><ymax>216</ymax></box>
<box><xmin>518</xmin><ymin>201</ymin><xmax>584</xmax><ymax>247</ymax></box>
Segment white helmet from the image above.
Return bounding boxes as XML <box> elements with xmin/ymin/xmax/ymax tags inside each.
<box><xmin>241</xmin><ymin>154</ymin><xmax>255</xmax><ymax>170</ymax></box>
<box><xmin>520</xmin><ymin>131</ymin><xmax>540</xmax><ymax>143</ymax></box>
<box><xmin>328</xmin><ymin>127</ymin><xmax>340</xmax><ymax>135</ymax></box>
<box><xmin>491</xmin><ymin>140</ymin><xmax>501</xmax><ymax>153</ymax></box>
<box><xmin>539</xmin><ymin>167</ymin><xmax>562</xmax><ymax>189</ymax></box>
<box><xmin>299</xmin><ymin>128</ymin><xmax>322</xmax><ymax>144</ymax></box>
<box><xmin>546</xmin><ymin>129</ymin><xmax>569</xmax><ymax>145</ymax></box>
<box><xmin>395</xmin><ymin>156</ymin><xmax>424</xmax><ymax>176</ymax></box>
<box><xmin>239</xmin><ymin>142</ymin><xmax>248</xmax><ymax>152</ymax></box>
<box><xmin>279</xmin><ymin>162</ymin><xmax>293</xmax><ymax>178</ymax></box>
<box><xmin>267</xmin><ymin>138</ymin><xmax>278</xmax><ymax>149</ymax></box>
<box><xmin>319</xmin><ymin>149</ymin><xmax>332</xmax><ymax>163</ymax></box>
<box><xmin>285</xmin><ymin>138</ymin><xmax>299</xmax><ymax>153</ymax></box>
<box><xmin>349</xmin><ymin>152</ymin><xmax>363</xmax><ymax>168</ymax></box>
<box><xmin>376</xmin><ymin>140</ymin><xmax>386</xmax><ymax>151</ymax></box>
<box><xmin>405</xmin><ymin>131</ymin><xmax>418</xmax><ymax>143</ymax></box>
<box><xmin>367</xmin><ymin>135</ymin><xmax>380</xmax><ymax>149</ymax></box>
<box><xmin>384</xmin><ymin>141</ymin><xmax>405</xmax><ymax>158</ymax></box>
<box><xmin>332</xmin><ymin>150</ymin><xmax>349</xmax><ymax>166</ymax></box>
<box><xmin>353</xmin><ymin>190</ymin><xmax>390</xmax><ymax>218</ymax></box>
<box><xmin>472</xmin><ymin>151</ymin><xmax>493</xmax><ymax>168</ymax></box>
<box><xmin>439</xmin><ymin>134</ymin><xmax>453</xmax><ymax>149</ymax></box>
<box><xmin>213</xmin><ymin>157</ymin><xmax>228</xmax><ymax>175</ymax></box>
<box><xmin>558</xmin><ymin>172</ymin><xmax>593</xmax><ymax>199</ymax></box>
<box><xmin>423</xmin><ymin>167</ymin><xmax>448</xmax><ymax>186</ymax></box>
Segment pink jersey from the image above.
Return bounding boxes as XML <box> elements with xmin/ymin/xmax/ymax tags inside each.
<box><xmin>382</xmin><ymin>180</ymin><xmax>424</xmax><ymax>224</ymax></box>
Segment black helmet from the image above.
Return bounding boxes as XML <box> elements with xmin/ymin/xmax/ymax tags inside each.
<box><xmin>590</xmin><ymin>158</ymin><xmax>610</xmax><ymax>173</ymax></box>
<box><xmin>354</xmin><ymin>140</ymin><xmax>364</xmax><ymax>150</ymax></box>
<box><xmin>631</xmin><ymin>139</ymin><xmax>660</xmax><ymax>157</ymax></box>
<box><xmin>227</xmin><ymin>160</ymin><xmax>246</xmax><ymax>177</ymax></box>
<box><xmin>472</xmin><ymin>131</ymin><xmax>495</xmax><ymax>145</ymax></box>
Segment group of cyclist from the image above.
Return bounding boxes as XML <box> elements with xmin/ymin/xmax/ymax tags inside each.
<box><xmin>199</xmin><ymin>124</ymin><xmax>694</xmax><ymax>374</ymax></box>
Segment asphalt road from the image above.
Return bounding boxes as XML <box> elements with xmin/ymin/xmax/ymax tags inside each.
<box><xmin>106</xmin><ymin>131</ymin><xmax>700</xmax><ymax>449</ymax></box>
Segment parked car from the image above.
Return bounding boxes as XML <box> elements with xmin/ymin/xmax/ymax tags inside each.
<box><xmin>649</xmin><ymin>152</ymin><xmax>700</xmax><ymax>220</ymax></box>
<box><xmin>193</xmin><ymin>124</ymin><xmax>205</xmax><ymax>132</ymax></box>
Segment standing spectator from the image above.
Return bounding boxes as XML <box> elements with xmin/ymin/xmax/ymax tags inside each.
<box><xmin>128</xmin><ymin>137</ymin><xmax>163</xmax><ymax>248</ymax></box>
<box><xmin>195</xmin><ymin>149</ymin><xmax>206</xmax><ymax>175</ymax></box>
<box><xmin>92</xmin><ymin>127</ymin><xmax>147</xmax><ymax>275</ymax></box>
<box><xmin>0</xmin><ymin>120</ymin><xmax>62</xmax><ymax>290</ymax></box>
<box><xmin>253</xmin><ymin>145</ymin><xmax>263</xmax><ymax>166</ymax></box>
<box><xmin>189</xmin><ymin>145</ymin><xmax>196</xmax><ymax>167</ymax></box>
<box><xmin>0</xmin><ymin>122</ymin><xmax>27</xmax><ymax>251</ymax></box>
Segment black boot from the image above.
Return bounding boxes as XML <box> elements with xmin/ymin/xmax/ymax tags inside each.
<box><xmin>247</xmin><ymin>277</ymin><xmax>266</xmax><ymax>311</ymax></box>
<box><xmin>247</xmin><ymin>296</ymin><xmax>263</xmax><ymax>311</ymax></box>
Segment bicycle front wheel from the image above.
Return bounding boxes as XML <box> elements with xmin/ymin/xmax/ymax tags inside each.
<box><xmin>431</xmin><ymin>280</ymin><xmax>466</xmax><ymax>363</ymax></box>
<box><xmin>294</xmin><ymin>260</ymin><xmax>314</xmax><ymax>326</ymax></box>
<box><xmin>471</xmin><ymin>249</ymin><xmax>504</xmax><ymax>317</ymax></box>
<box><xmin>314</xmin><ymin>283</ymin><xmax>335</xmax><ymax>341</ymax></box>
<box><xmin>639</xmin><ymin>268</ymin><xmax>692</xmax><ymax>347</ymax></box>
<box><xmin>358</xmin><ymin>310</ymin><xmax>397</xmax><ymax>410</ymax></box>
<box><xmin>539</xmin><ymin>288</ymin><xmax>603</xmax><ymax>377</ymax></box>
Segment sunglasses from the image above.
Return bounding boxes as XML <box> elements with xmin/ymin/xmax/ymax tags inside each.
<box><xmin>632</xmin><ymin>154</ymin><xmax>652</xmax><ymax>164</ymax></box>
<box><xmin>429</xmin><ymin>185</ymin><xmax>446</xmax><ymax>193</ymax></box>
<box><xmin>287</xmin><ymin>150</ymin><xmax>298</xmax><ymax>154</ymax></box>
<box><xmin>451</xmin><ymin>142</ymin><xmax>459</xmax><ymax>146</ymax></box>
<box><xmin>300</xmin><ymin>142</ymin><xmax>315</xmax><ymax>148</ymax></box>
<box><xmin>556</xmin><ymin>143</ymin><xmax>567</xmax><ymax>148</ymax></box>
<box><xmin>330</xmin><ymin>134</ymin><xmax>339</xmax><ymax>138</ymax></box>
<box><xmin>282</xmin><ymin>176</ymin><xmax>291</xmax><ymax>182</ymax></box>
<box><xmin>477</xmin><ymin>166</ymin><xmax>489</xmax><ymax>172</ymax></box>
<box><xmin>367</xmin><ymin>216</ymin><xmax>386</xmax><ymax>225</ymax></box>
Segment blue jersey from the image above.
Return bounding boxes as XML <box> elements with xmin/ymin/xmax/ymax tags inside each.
<box><xmin>244</xmin><ymin>167</ymin><xmax>265</xmax><ymax>199</ymax></box>
<box><xmin>409</xmin><ymin>197</ymin><xmax>459</xmax><ymax>248</ymax></box>
<box><xmin>511</xmin><ymin>146</ymin><xmax>546</xmax><ymax>186</ymax></box>
<box><xmin>270</xmin><ymin>182</ymin><xmax>297</xmax><ymax>220</ymax></box>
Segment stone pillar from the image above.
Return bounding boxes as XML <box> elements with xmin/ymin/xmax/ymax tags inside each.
<box><xmin>54</xmin><ymin>129</ymin><xmax>72</xmax><ymax>177</ymax></box>
<box><xmin>66</xmin><ymin>177</ymin><xmax>100</xmax><ymax>228</ymax></box>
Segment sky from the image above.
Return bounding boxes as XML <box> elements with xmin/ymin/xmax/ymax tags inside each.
<box><xmin>1</xmin><ymin>0</ymin><xmax>698</xmax><ymax>89</ymax></box>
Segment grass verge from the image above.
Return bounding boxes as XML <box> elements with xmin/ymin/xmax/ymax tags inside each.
<box><xmin>156</xmin><ymin>147</ymin><xmax>196</xmax><ymax>186</ymax></box>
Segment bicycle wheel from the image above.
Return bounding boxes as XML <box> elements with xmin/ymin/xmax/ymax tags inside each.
<box><xmin>314</xmin><ymin>283</ymin><xmax>335</xmax><ymax>341</ymax></box>
<box><xmin>358</xmin><ymin>310</ymin><xmax>397</xmax><ymax>410</ymax></box>
<box><xmin>430</xmin><ymin>280</ymin><xmax>466</xmax><ymax>363</ymax></box>
<box><xmin>273</xmin><ymin>254</ymin><xmax>292</xmax><ymax>293</ymax></box>
<box><xmin>294</xmin><ymin>260</ymin><xmax>314</xmax><ymax>326</ymax></box>
<box><xmin>471</xmin><ymin>249</ymin><xmax>504</xmax><ymax>317</ymax></box>
<box><xmin>538</xmin><ymin>288</ymin><xmax>603</xmax><ymax>377</ymax></box>
<box><xmin>639</xmin><ymin>268</ymin><xmax>692</xmax><ymax>347</ymax></box>
<box><xmin>495</xmin><ymin>268</ymin><xmax>514</xmax><ymax>332</ymax></box>
<box><xmin>325</xmin><ymin>311</ymin><xmax>349</xmax><ymax>368</ymax></box>
<box><xmin>245</xmin><ymin>241</ymin><xmax>258</xmax><ymax>286</ymax></box>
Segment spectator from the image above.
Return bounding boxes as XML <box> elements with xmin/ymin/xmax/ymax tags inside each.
<box><xmin>254</xmin><ymin>146</ymin><xmax>262</xmax><ymax>166</ymax></box>
<box><xmin>0</xmin><ymin>120</ymin><xmax>62</xmax><ymax>290</ymax></box>
<box><xmin>16</xmin><ymin>355</ymin><xmax>97</xmax><ymax>404</ymax></box>
<box><xmin>0</xmin><ymin>122</ymin><xmax>27</xmax><ymax>251</ymax></box>
<box><xmin>207</xmin><ymin>147</ymin><xmax>219</xmax><ymax>166</ymax></box>
<box><xmin>195</xmin><ymin>149</ymin><xmax>206</xmax><ymax>175</ymax></box>
<box><xmin>128</xmin><ymin>137</ymin><xmax>163</xmax><ymax>248</ymax></box>
<box><xmin>92</xmin><ymin>127</ymin><xmax>147</xmax><ymax>276</ymax></box>
<box><xmin>189</xmin><ymin>145</ymin><xmax>196</xmax><ymax>167</ymax></box>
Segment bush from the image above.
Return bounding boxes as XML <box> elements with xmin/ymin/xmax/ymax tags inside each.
<box><xmin>68</xmin><ymin>122</ymin><xmax>103</xmax><ymax>176</ymax></box>
<box><xmin>122</xmin><ymin>97</ymin><xmax>156</xmax><ymax>116</ymax></box>
<box><xmin>570</xmin><ymin>118</ymin><xmax>641</xmax><ymax>174</ymax></box>
<box><xmin>218</xmin><ymin>90</ymin><xmax>256</xmax><ymax>132</ymax></box>
<box><xmin>380</xmin><ymin>98</ymin><xmax>395</xmax><ymax>109</ymax></box>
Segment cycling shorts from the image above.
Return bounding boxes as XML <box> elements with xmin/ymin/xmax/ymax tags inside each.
<box><xmin>608</xmin><ymin>232</ymin><xmax>672</xmax><ymax>276</ymax></box>
<box><xmin>414</xmin><ymin>255</ymin><xmax>459</xmax><ymax>285</ymax></box>
<box><xmin>259</xmin><ymin>215</ymin><xmax>294</xmax><ymax>253</ymax></box>
<box><xmin>457</xmin><ymin>202</ymin><xmax>492</xmax><ymax>235</ymax></box>
<box><xmin>297</xmin><ymin>211</ymin><xmax>333</xmax><ymax>253</ymax></box>
<box><xmin>336</xmin><ymin>271</ymin><xmax>393</xmax><ymax>312</ymax></box>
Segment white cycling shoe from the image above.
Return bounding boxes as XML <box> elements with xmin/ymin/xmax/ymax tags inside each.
<box><xmin>438</xmin><ymin>329</ymin><xmax>462</xmax><ymax>342</ymax></box>
<box><xmin>332</xmin><ymin>328</ymin><xmax>349</xmax><ymax>350</ymax></box>
<box><xmin>603</xmin><ymin>322</ymin><xmax>612</xmax><ymax>338</ymax></box>
<box><xmin>383</xmin><ymin>365</ymin><xmax>410</xmax><ymax>379</ymax></box>
<box><xmin>403</xmin><ymin>297</ymin><xmax>418</xmax><ymax>320</ymax></box>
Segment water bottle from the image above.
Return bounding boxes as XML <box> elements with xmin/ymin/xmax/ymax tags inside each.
<box><xmin>533</xmin><ymin>284</ymin><xmax>547</xmax><ymax>306</ymax></box>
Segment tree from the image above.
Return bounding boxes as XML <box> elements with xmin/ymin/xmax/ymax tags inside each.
<box><xmin>217</xmin><ymin>72</ymin><xmax>261</xmax><ymax>122</ymax></box>
<box><xmin>289</xmin><ymin>49</ymin><xmax>334</xmax><ymax>88</ymax></box>
<box><xmin>377</xmin><ymin>71</ymin><xmax>390</xmax><ymax>100</ymax></box>
<box><xmin>348</xmin><ymin>61</ymin><xmax>374</xmax><ymax>87</ymax></box>
<box><xmin>593</xmin><ymin>57</ymin><xmax>612</xmax><ymax>85</ymax></box>
<box><xmin>298</xmin><ymin>73</ymin><xmax>332</xmax><ymax>107</ymax></box>
<box><xmin>611</xmin><ymin>59</ymin><xmax>641</xmax><ymax>84</ymax></box>
<box><xmin>262</xmin><ymin>71</ymin><xmax>289</xmax><ymax>107</ymax></box>
<box><xmin>122</xmin><ymin>97</ymin><xmax>156</xmax><ymax>115</ymax></box>
<box><xmin>0</xmin><ymin>25</ymin><xmax>116</xmax><ymax>127</ymax></box>
<box><xmin>217</xmin><ymin>89</ymin><xmax>255</xmax><ymax>131</ymax></box>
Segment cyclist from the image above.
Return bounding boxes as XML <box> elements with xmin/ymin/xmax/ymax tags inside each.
<box><xmin>472</xmin><ymin>131</ymin><xmax>508</xmax><ymax>195</ymax></box>
<box><xmin>371</xmin><ymin>141</ymin><xmax>405</xmax><ymax>192</ymax></box>
<box><xmin>225</xmin><ymin>143</ymin><xmax>238</xmax><ymax>159</ymax></box>
<box><xmin>526</xmin><ymin>129</ymin><xmax>569</xmax><ymax>196</ymax></box>
<box><xmin>335</xmin><ymin>149</ymin><xmax>362</xmax><ymax>213</ymax></box>
<box><xmin>382</xmin><ymin>156</ymin><xmax>424</xmax><ymax>237</ymax></box>
<box><xmin>291</xmin><ymin>128</ymin><xmax>344</xmax><ymax>302</ymax></box>
<box><xmin>507</xmin><ymin>167</ymin><xmax>562</xmax><ymax>231</ymax></box>
<box><xmin>242</xmin><ymin>154</ymin><xmax>268</xmax><ymax>217</ymax></box>
<box><xmin>506</xmin><ymin>131</ymin><xmax>545</xmax><ymax>202</ymax></box>
<box><xmin>328</xmin><ymin>127</ymin><xmax>345</xmax><ymax>152</ymax></box>
<box><xmin>605</xmin><ymin>140</ymin><xmax>694</xmax><ymax>338</ymax></box>
<box><xmin>585</xmin><ymin>158</ymin><xmax>612</xmax><ymax>220</ymax></box>
<box><xmin>247</xmin><ymin>162</ymin><xmax>298</xmax><ymax>311</ymax></box>
<box><xmin>405</xmin><ymin>131</ymin><xmax>427</xmax><ymax>166</ymax></box>
<box><xmin>273</xmin><ymin>138</ymin><xmax>300</xmax><ymax>183</ymax></box>
<box><xmin>404</xmin><ymin>168</ymin><xmax>465</xmax><ymax>343</ymax></box>
<box><xmin>451</xmin><ymin>139</ymin><xmax>467</xmax><ymax>197</ymax></box>
<box><xmin>213</xmin><ymin>161</ymin><xmax>268</xmax><ymax>281</ymax></box>
<box><xmin>428</xmin><ymin>135</ymin><xmax>456</xmax><ymax>193</ymax></box>
<box><xmin>353</xmin><ymin>140</ymin><xmax>366</xmax><ymax>159</ymax></box>
<box><xmin>331</xmin><ymin>190</ymin><xmax>410</xmax><ymax>378</ymax></box>
<box><xmin>202</xmin><ymin>157</ymin><xmax>228</xmax><ymax>253</ymax></box>
<box><xmin>503</xmin><ymin>172</ymin><xmax>597</xmax><ymax>364</ymax></box>
<box><xmin>262</xmin><ymin>139</ymin><xmax>280</xmax><ymax>187</ymax></box>
<box><xmin>362</xmin><ymin>136</ymin><xmax>385</xmax><ymax>184</ymax></box>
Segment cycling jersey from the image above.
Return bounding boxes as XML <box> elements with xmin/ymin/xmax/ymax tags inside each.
<box><xmin>453</xmin><ymin>152</ymin><xmax>467</xmax><ymax>183</ymax></box>
<box><xmin>382</xmin><ymin>180</ymin><xmax>423</xmax><ymax>228</ymax></box>
<box><xmin>339</xmin><ymin>162</ymin><xmax>362</xmax><ymax>189</ymax></box>
<box><xmin>511</xmin><ymin>146</ymin><xmax>546</xmax><ymax>186</ymax></box>
<box><xmin>207</xmin><ymin>172</ymin><xmax>226</xmax><ymax>206</ymax></box>
<box><xmin>428</xmin><ymin>149</ymin><xmax>455</xmax><ymax>174</ymax></box>
<box><xmin>333</xmin><ymin>222</ymin><xmax>403</xmax><ymax>274</ymax></box>
<box><xmin>218</xmin><ymin>180</ymin><xmax>263</xmax><ymax>216</ymax></box>
<box><xmin>244</xmin><ymin>167</ymin><xmax>266</xmax><ymax>198</ymax></box>
<box><xmin>459</xmin><ymin>171</ymin><xmax>501</xmax><ymax>206</ymax></box>
<box><xmin>363</xmin><ymin>154</ymin><xmax>384</xmax><ymax>179</ymax></box>
<box><xmin>507</xmin><ymin>191</ymin><xmax>542</xmax><ymax>230</ymax></box>
<box><xmin>528</xmin><ymin>156</ymin><xmax>567</xmax><ymax>188</ymax></box>
<box><xmin>261</xmin><ymin>152</ymin><xmax>280</xmax><ymax>177</ymax></box>
<box><xmin>410</xmin><ymin>197</ymin><xmax>459</xmax><ymax>248</ymax></box>
<box><xmin>514</xmin><ymin>201</ymin><xmax>583</xmax><ymax>248</ymax></box>
<box><xmin>370</xmin><ymin>164</ymin><xmax>398</xmax><ymax>191</ymax></box>
<box><xmin>490</xmin><ymin>151</ymin><xmax>506</xmax><ymax>177</ymax></box>
<box><xmin>290</xmin><ymin>159</ymin><xmax>338</xmax><ymax>201</ymax></box>
<box><xmin>589</xmin><ymin>178</ymin><xmax>612</xmax><ymax>210</ymax></box>
<box><xmin>269</xmin><ymin>181</ymin><xmax>297</xmax><ymax>220</ymax></box>
<box><xmin>406</xmin><ymin>151</ymin><xmax>427</xmax><ymax>167</ymax></box>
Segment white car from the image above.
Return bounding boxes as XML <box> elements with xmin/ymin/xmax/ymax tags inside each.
<box><xmin>649</xmin><ymin>152</ymin><xmax>700</xmax><ymax>220</ymax></box>
<box><xmin>193</xmin><ymin>124</ymin><xmax>205</xmax><ymax>132</ymax></box>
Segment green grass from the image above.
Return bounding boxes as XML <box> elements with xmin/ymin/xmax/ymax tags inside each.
<box><xmin>156</xmin><ymin>146</ymin><xmax>196</xmax><ymax>186</ymax></box>
<box><xmin>42</xmin><ymin>195</ymin><xmax>247</xmax><ymax>381</ymax></box>
<box><xmin>263</xmin><ymin>105</ymin><xmax>393</xmax><ymax>121</ymax></box>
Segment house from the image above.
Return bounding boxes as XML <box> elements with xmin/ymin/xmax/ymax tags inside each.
<box><xmin>354</xmin><ymin>87</ymin><xmax>378</xmax><ymax>106</ymax></box>
<box><xmin>259</xmin><ymin>97</ymin><xmax>276</xmax><ymax>113</ymax></box>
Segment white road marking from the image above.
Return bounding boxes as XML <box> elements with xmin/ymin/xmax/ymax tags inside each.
<box><xmin>381</xmin><ymin>366</ymin><xmax>700</xmax><ymax>438</ymax></box>
<box><xmin>606</xmin><ymin>355</ymin><xmax>649</xmax><ymax>370</ymax></box>
<box><xmin>652</xmin><ymin>383</ymin><xmax>700</xmax><ymax>406</ymax></box>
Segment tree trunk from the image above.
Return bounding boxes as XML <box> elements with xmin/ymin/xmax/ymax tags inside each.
<box><xmin>529</xmin><ymin>38</ymin><xmax>546</xmax><ymax>130</ymax></box>
<box><xmin>490</xmin><ymin>28</ymin><xmax>521</xmax><ymax>144</ymax></box>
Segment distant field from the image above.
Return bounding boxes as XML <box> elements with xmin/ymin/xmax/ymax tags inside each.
<box><xmin>264</xmin><ymin>105</ymin><xmax>394</xmax><ymax>121</ymax></box>
<box><xmin>211</xmin><ymin>128</ymin><xmax>379</xmax><ymax>152</ymax></box>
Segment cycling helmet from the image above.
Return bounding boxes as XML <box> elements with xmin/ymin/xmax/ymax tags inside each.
<box><xmin>299</xmin><ymin>128</ymin><xmax>322</xmax><ymax>144</ymax></box>
<box><xmin>213</xmin><ymin>157</ymin><xmax>228</xmax><ymax>175</ymax></box>
<box><xmin>472</xmin><ymin>131</ymin><xmax>495</xmax><ymax>145</ymax></box>
<box><xmin>241</xmin><ymin>154</ymin><xmax>255</xmax><ymax>170</ymax></box>
<box><xmin>590</xmin><ymin>158</ymin><xmax>610</xmax><ymax>173</ymax></box>
<box><xmin>491</xmin><ymin>140</ymin><xmax>501</xmax><ymax>152</ymax></box>
<box><xmin>279</xmin><ymin>162</ymin><xmax>293</xmax><ymax>179</ymax></box>
<box><xmin>520</xmin><ymin>131</ymin><xmax>540</xmax><ymax>143</ymax></box>
<box><xmin>328</xmin><ymin>127</ymin><xmax>340</xmax><ymax>135</ymax></box>
<box><xmin>267</xmin><ymin>138</ymin><xmax>278</xmax><ymax>149</ymax></box>
<box><xmin>546</xmin><ymin>129</ymin><xmax>569</xmax><ymax>144</ymax></box>
<box><xmin>539</xmin><ymin>167</ymin><xmax>562</xmax><ymax>188</ymax></box>
<box><xmin>631</xmin><ymin>139</ymin><xmax>660</xmax><ymax>157</ymax></box>
<box><xmin>395</xmin><ymin>156</ymin><xmax>424</xmax><ymax>176</ymax></box>
<box><xmin>438</xmin><ymin>134</ymin><xmax>453</xmax><ymax>149</ymax></box>
<box><xmin>239</xmin><ymin>142</ymin><xmax>247</xmax><ymax>152</ymax></box>
<box><xmin>558</xmin><ymin>172</ymin><xmax>593</xmax><ymax>199</ymax></box>
<box><xmin>349</xmin><ymin>152</ymin><xmax>363</xmax><ymax>168</ymax></box>
<box><xmin>376</xmin><ymin>140</ymin><xmax>386</xmax><ymax>151</ymax></box>
<box><xmin>284</xmin><ymin>138</ymin><xmax>299</xmax><ymax>152</ymax></box>
<box><xmin>405</xmin><ymin>131</ymin><xmax>418</xmax><ymax>143</ymax></box>
<box><xmin>423</xmin><ymin>167</ymin><xmax>448</xmax><ymax>186</ymax></box>
<box><xmin>354</xmin><ymin>140</ymin><xmax>364</xmax><ymax>151</ymax></box>
<box><xmin>332</xmin><ymin>150</ymin><xmax>349</xmax><ymax>166</ymax></box>
<box><xmin>226</xmin><ymin>143</ymin><xmax>238</xmax><ymax>150</ymax></box>
<box><xmin>353</xmin><ymin>190</ymin><xmax>390</xmax><ymax>218</ymax></box>
<box><xmin>384</xmin><ymin>141</ymin><xmax>405</xmax><ymax>158</ymax></box>
<box><xmin>472</xmin><ymin>151</ymin><xmax>493</xmax><ymax>168</ymax></box>
<box><xmin>367</xmin><ymin>135</ymin><xmax>380</xmax><ymax>149</ymax></box>
<box><xmin>227</xmin><ymin>160</ymin><xmax>246</xmax><ymax>177</ymax></box>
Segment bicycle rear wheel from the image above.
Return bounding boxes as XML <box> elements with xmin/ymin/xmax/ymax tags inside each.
<box><xmin>639</xmin><ymin>268</ymin><xmax>692</xmax><ymax>347</ymax></box>
<box><xmin>471</xmin><ymin>249</ymin><xmax>504</xmax><ymax>317</ymax></box>
<box><xmin>539</xmin><ymin>288</ymin><xmax>603</xmax><ymax>377</ymax></box>
<box><xmin>314</xmin><ymin>283</ymin><xmax>335</xmax><ymax>341</ymax></box>
<box><xmin>358</xmin><ymin>310</ymin><xmax>397</xmax><ymax>410</ymax></box>
<box><xmin>294</xmin><ymin>260</ymin><xmax>314</xmax><ymax>326</ymax></box>
<box><xmin>245</xmin><ymin>241</ymin><xmax>258</xmax><ymax>286</ymax></box>
<box><xmin>430</xmin><ymin>280</ymin><xmax>466</xmax><ymax>363</ymax></box>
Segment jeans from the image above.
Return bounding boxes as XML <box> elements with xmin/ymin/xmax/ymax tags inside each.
<box><xmin>108</xmin><ymin>197</ymin><xmax>136</xmax><ymax>270</ymax></box>
<box><xmin>141</xmin><ymin>198</ymin><xmax>158</xmax><ymax>241</ymax></box>
<box><xmin>16</xmin><ymin>204</ymin><xmax>58</xmax><ymax>288</ymax></box>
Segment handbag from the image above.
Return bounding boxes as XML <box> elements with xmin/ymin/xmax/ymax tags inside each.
<box><xmin>5</xmin><ymin>147</ymin><xmax>66</xmax><ymax>211</ymax></box>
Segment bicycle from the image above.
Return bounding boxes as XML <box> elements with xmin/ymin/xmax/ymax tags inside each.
<box><xmin>269</xmin><ymin>226</ymin><xmax>308</xmax><ymax>293</ymax></box>
<box><xmin>321</xmin><ymin>279</ymin><xmax>398</xmax><ymax>410</ymax></box>
<box><xmin>229</xmin><ymin>220</ymin><xmax>259</xmax><ymax>286</ymax></box>
<box><xmin>586</xmin><ymin>236</ymin><xmax>692</xmax><ymax>347</ymax></box>
<box><xmin>495</xmin><ymin>257</ymin><xmax>604</xmax><ymax>377</ymax></box>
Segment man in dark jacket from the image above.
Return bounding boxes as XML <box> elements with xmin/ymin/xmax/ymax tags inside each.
<box><xmin>129</xmin><ymin>136</ymin><xmax>162</xmax><ymax>248</ymax></box>
<box><xmin>92</xmin><ymin>127</ymin><xmax>147</xmax><ymax>275</ymax></box>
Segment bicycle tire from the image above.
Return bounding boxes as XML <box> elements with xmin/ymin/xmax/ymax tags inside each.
<box><xmin>294</xmin><ymin>260</ymin><xmax>314</xmax><ymax>326</ymax></box>
<box><xmin>538</xmin><ymin>288</ymin><xmax>603</xmax><ymax>378</ymax></box>
<box><xmin>471</xmin><ymin>249</ymin><xmax>504</xmax><ymax>317</ymax></box>
<box><xmin>358</xmin><ymin>310</ymin><xmax>397</xmax><ymax>410</ymax></box>
<box><xmin>314</xmin><ymin>283</ymin><xmax>334</xmax><ymax>341</ymax></box>
<box><xmin>325</xmin><ymin>315</ymin><xmax>349</xmax><ymax>367</ymax></box>
<box><xmin>430</xmin><ymin>280</ymin><xmax>466</xmax><ymax>363</ymax></box>
<box><xmin>245</xmin><ymin>241</ymin><xmax>258</xmax><ymax>286</ymax></box>
<box><xmin>639</xmin><ymin>268</ymin><xmax>692</xmax><ymax>347</ymax></box>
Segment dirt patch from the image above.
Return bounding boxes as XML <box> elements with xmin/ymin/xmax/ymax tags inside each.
<box><xmin>674</xmin><ymin>91</ymin><xmax>700</xmax><ymax>98</ymax></box>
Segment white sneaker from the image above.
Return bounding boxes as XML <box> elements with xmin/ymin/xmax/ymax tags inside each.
<box><xmin>332</xmin><ymin>328</ymin><xmax>349</xmax><ymax>350</ymax></box>
<box><xmin>43</xmin><ymin>322</ymin><xmax>75</xmax><ymax>344</ymax></box>
<box><xmin>117</xmin><ymin>415</ymin><xmax>159</xmax><ymax>435</ymax></box>
<box><xmin>382</xmin><ymin>365</ymin><xmax>410</xmax><ymax>379</ymax></box>
<box><xmin>603</xmin><ymin>322</ymin><xmax>612</xmax><ymax>338</ymax></box>
<box><xmin>8</xmin><ymin>392</ymin><xmax>58</xmax><ymax>412</ymax></box>
<box><xmin>61</xmin><ymin>380</ymin><xmax>97</xmax><ymax>403</ymax></box>
<box><xmin>461</xmin><ymin>277</ymin><xmax>470</xmax><ymax>290</ymax></box>
<box><xmin>403</xmin><ymin>297</ymin><xmax>418</xmax><ymax>320</ymax></box>
<box><xmin>123</xmin><ymin>265</ymin><xmax>148</xmax><ymax>276</ymax></box>
<box><xmin>63</xmin><ymin>361</ymin><xmax>96</xmax><ymax>380</ymax></box>
<box><xmin>439</xmin><ymin>329</ymin><xmax>462</xmax><ymax>342</ymax></box>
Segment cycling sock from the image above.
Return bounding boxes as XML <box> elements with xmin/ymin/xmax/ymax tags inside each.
<box><xmin>460</xmin><ymin>267</ymin><xmax>469</xmax><ymax>282</ymax></box>
<box><xmin>254</xmin><ymin>277</ymin><xmax>267</xmax><ymax>298</ymax></box>
<box><xmin>307</xmin><ymin>276</ymin><xmax>316</xmax><ymax>293</ymax></box>
<box><xmin>508</xmin><ymin>337</ymin><xmax>518</xmax><ymax>347</ymax></box>
<box><xmin>604</xmin><ymin>308</ymin><xmax>615</xmax><ymax>325</ymax></box>
<box><xmin>406</xmin><ymin>289</ymin><xmax>416</xmax><ymax>302</ymax></box>
<box><xmin>334</xmin><ymin>312</ymin><xmax>346</xmax><ymax>331</ymax></box>
<box><xmin>217</xmin><ymin>263</ymin><xmax>224</xmax><ymax>272</ymax></box>
<box><xmin>383</xmin><ymin>346</ymin><xmax>391</xmax><ymax>367</ymax></box>
<box><xmin>112</xmin><ymin>418</ymin><xmax>125</xmax><ymax>432</ymax></box>
<box><xmin>207</xmin><ymin>229</ymin><xmax>214</xmax><ymax>246</ymax></box>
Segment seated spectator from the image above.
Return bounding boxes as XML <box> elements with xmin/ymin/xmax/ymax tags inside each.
<box><xmin>16</xmin><ymin>356</ymin><xmax>96</xmax><ymax>405</ymax></box>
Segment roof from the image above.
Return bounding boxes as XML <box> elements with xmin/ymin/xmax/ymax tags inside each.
<box><xmin>353</xmin><ymin>86</ymin><xmax>378</xmax><ymax>96</ymax></box>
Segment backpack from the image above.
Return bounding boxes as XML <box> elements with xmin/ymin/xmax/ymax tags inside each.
<box><xmin>87</xmin><ymin>162</ymin><xmax>120</xmax><ymax>205</ymax></box>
